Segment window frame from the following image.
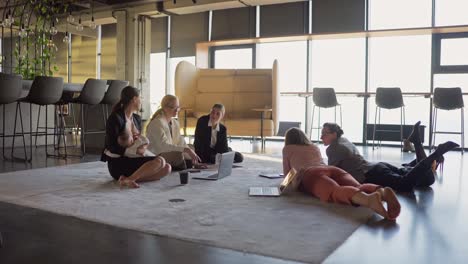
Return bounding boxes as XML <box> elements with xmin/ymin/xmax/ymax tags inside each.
<box><xmin>434</xmin><ymin>32</ymin><xmax>468</xmax><ymax>73</ymax></box>
<box><xmin>209</xmin><ymin>44</ymin><xmax>256</xmax><ymax>69</ymax></box>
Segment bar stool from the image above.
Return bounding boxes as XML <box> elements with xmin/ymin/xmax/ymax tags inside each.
<box><xmin>309</xmin><ymin>87</ymin><xmax>342</xmax><ymax>141</ymax></box>
<box><xmin>0</xmin><ymin>73</ymin><xmax>27</xmax><ymax>161</ymax></box>
<box><xmin>34</xmin><ymin>90</ymin><xmax>77</xmax><ymax>149</ymax></box>
<box><xmin>14</xmin><ymin>76</ymin><xmax>64</xmax><ymax>160</ymax></box>
<box><xmin>431</xmin><ymin>87</ymin><xmax>464</xmax><ymax>153</ymax></box>
<box><xmin>61</xmin><ymin>78</ymin><xmax>107</xmax><ymax>155</ymax></box>
<box><xmin>100</xmin><ymin>80</ymin><xmax>129</xmax><ymax>124</ymax></box>
<box><xmin>372</xmin><ymin>87</ymin><xmax>405</xmax><ymax>150</ymax></box>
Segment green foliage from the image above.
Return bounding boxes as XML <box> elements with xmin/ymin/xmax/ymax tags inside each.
<box><xmin>12</xmin><ymin>0</ymin><xmax>69</xmax><ymax>79</ymax></box>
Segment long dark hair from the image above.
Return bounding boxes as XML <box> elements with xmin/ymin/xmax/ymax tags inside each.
<box><xmin>112</xmin><ymin>86</ymin><xmax>140</xmax><ymax>113</ymax></box>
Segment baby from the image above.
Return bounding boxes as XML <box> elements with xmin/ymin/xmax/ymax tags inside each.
<box><xmin>118</xmin><ymin>128</ymin><xmax>155</xmax><ymax>157</ymax></box>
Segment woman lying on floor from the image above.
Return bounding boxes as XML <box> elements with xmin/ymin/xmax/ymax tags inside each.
<box><xmin>321</xmin><ymin>122</ymin><xmax>458</xmax><ymax>192</ymax></box>
<box><xmin>282</xmin><ymin>128</ymin><xmax>401</xmax><ymax>220</ymax></box>
<box><xmin>101</xmin><ymin>86</ymin><xmax>171</xmax><ymax>188</ymax></box>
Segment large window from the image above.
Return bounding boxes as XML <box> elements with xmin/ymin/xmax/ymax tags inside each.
<box><xmin>369</xmin><ymin>36</ymin><xmax>431</xmax><ymax>92</ymax></box>
<box><xmin>368</xmin><ymin>35</ymin><xmax>432</xmax><ymax>145</ymax></box>
<box><xmin>212</xmin><ymin>45</ymin><xmax>254</xmax><ymax>69</ymax></box>
<box><xmin>150</xmin><ymin>53</ymin><xmax>167</xmax><ymax>113</ymax></box>
<box><xmin>435</xmin><ymin>34</ymin><xmax>468</xmax><ymax>73</ymax></box>
<box><xmin>369</xmin><ymin>0</ymin><xmax>432</xmax><ymax>30</ymax></box>
<box><xmin>310</xmin><ymin>38</ymin><xmax>366</xmax><ymax>143</ymax></box>
<box><xmin>440</xmin><ymin>38</ymin><xmax>468</xmax><ymax>66</ymax></box>
<box><xmin>256</xmin><ymin>41</ymin><xmax>307</xmax><ymax>130</ymax></box>
<box><xmin>436</xmin><ymin>0</ymin><xmax>468</xmax><ymax>26</ymax></box>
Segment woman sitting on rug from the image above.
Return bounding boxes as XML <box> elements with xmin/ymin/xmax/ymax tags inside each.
<box><xmin>194</xmin><ymin>103</ymin><xmax>243</xmax><ymax>164</ymax></box>
<box><xmin>282</xmin><ymin>128</ymin><xmax>401</xmax><ymax>220</ymax></box>
<box><xmin>102</xmin><ymin>86</ymin><xmax>171</xmax><ymax>188</ymax></box>
<box><xmin>145</xmin><ymin>94</ymin><xmax>201</xmax><ymax>170</ymax></box>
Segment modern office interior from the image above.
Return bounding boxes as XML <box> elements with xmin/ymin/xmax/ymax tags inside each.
<box><xmin>0</xmin><ymin>0</ymin><xmax>467</xmax><ymax>263</ymax></box>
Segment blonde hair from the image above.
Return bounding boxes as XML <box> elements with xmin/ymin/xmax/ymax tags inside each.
<box><xmin>284</xmin><ymin>127</ymin><xmax>311</xmax><ymax>146</ymax></box>
<box><xmin>212</xmin><ymin>103</ymin><xmax>225</xmax><ymax>115</ymax></box>
<box><xmin>149</xmin><ymin>94</ymin><xmax>178</xmax><ymax>121</ymax></box>
<box><xmin>143</xmin><ymin>94</ymin><xmax>179</xmax><ymax>135</ymax></box>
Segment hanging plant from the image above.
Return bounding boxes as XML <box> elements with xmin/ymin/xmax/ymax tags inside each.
<box><xmin>12</xmin><ymin>0</ymin><xmax>69</xmax><ymax>79</ymax></box>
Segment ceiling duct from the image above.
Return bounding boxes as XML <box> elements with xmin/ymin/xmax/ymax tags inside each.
<box><xmin>162</xmin><ymin>0</ymin><xmax>307</xmax><ymax>15</ymax></box>
<box><xmin>163</xmin><ymin>0</ymin><xmax>245</xmax><ymax>15</ymax></box>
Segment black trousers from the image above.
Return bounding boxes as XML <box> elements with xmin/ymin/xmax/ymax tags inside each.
<box><xmin>364</xmin><ymin>162</ymin><xmax>435</xmax><ymax>192</ymax></box>
<box><xmin>206</xmin><ymin>147</ymin><xmax>244</xmax><ymax>164</ymax></box>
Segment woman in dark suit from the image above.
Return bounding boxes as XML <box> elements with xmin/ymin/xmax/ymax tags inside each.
<box><xmin>194</xmin><ymin>104</ymin><xmax>243</xmax><ymax>164</ymax></box>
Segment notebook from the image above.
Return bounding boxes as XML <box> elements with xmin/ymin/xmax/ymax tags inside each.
<box><xmin>259</xmin><ymin>173</ymin><xmax>284</xmax><ymax>179</ymax></box>
<box><xmin>249</xmin><ymin>168</ymin><xmax>299</xmax><ymax>197</ymax></box>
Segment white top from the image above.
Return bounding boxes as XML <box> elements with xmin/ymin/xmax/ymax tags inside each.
<box><xmin>208</xmin><ymin>119</ymin><xmax>220</xmax><ymax>148</ymax></box>
<box><xmin>145</xmin><ymin>115</ymin><xmax>188</xmax><ymax>156</ymax></box>
<box><xmin>124</xmin><ymin>135</ymin><xmax>155</xmax><ymax>158</ymax></box>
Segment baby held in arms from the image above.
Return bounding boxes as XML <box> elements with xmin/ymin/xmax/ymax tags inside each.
<box><xmin>118</xmin><ymin>128</ymin><xmax>155</xmax><ymax>157</ymax></box>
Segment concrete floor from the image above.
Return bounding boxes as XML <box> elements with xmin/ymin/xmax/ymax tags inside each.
<box><xmin>0</xmin><ymin>140</ymin><xmax>467</xmax><ymax>263</ymax></box>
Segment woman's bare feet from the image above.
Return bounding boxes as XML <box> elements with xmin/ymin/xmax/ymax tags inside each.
<box><xmin>351</xmin><ymin>191</ymin><xmax>388</xmax><ymax>219</ymax></box>
<box><xmin>367</xmin><ymin>192</ymin><xmax>389</xmax><ymax>219</ymax></box>
<box><xmin>377</xmin><ymin>187</ymin><xmax>401</xmax><ymax>220</ymax></box>
<box><xmin>118</xmin><ymin>176</ymin><xmax>140</xmax><ymax>189</ymax></box>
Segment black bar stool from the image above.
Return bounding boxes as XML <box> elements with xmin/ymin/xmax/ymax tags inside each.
<box><xmin>14</xmin><ymin>76</ymin><xmax>64</xmax><ymax>160</ymax></box>
<box><xmin>59</xmin><ymin>78</ymin><xmax>107</xmax><ymax>156</ymax></box>
<box><xmin>372</xmin><ymin>87</ymin><xmax>405</xmax><ymax>150</ymax></box>
<box><xmin>309</xmin><ymin>87</ymin><xmax>342</xmax><ymax>141</ymax></box>
<box><xmin>0</xmin><ymin>73</ymin><xmax>27</xmax><ymax>161</ymax></box>
<box><xmin>100</xmin><ymin>80</ymin><xmax>129</xmax><ymax>124</ymax></box>
<box><xmin>431</xmin><ymin>87</ymin><xmax>464</xmax><ymax>153</ymax></box>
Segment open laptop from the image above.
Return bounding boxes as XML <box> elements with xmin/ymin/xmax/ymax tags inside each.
<box><xmin>192</xmin><ymin>152</ymin><xmax>235</xmax><ymax>180</ymax></box>
<box><xmin>249</xmin><ymin>168</ymin><xmax>298</xmax><ymax>197</ymax></box>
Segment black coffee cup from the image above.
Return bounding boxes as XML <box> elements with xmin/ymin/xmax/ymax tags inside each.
<box><xmin>179</xmin><ymin>171</ymin><xmax>189</xmax><ymax>185</ymax></box>
<box><xmin>185</xmin><ymin>159</ymin><xmax>193</xmax><ymax>169</ymax></box>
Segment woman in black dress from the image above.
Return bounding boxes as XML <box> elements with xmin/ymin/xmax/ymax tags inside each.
<box><xmin>101</xmin><ymin>86</ymin><xmax>171</xmax><ymax>188</ymax></box>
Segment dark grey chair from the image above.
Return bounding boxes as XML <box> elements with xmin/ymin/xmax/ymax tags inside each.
<box><xmin>68</xmin><ymin>78</ymin><xmax>107</xmax><ymax>155</ymax></box>
<box><xmin>372</xmin><ymin>87</ymin><xmax>405</xmax><ymax>150</ymax></box>
<box><xmin>100</xmin><ymin>80</ymin><xmax>129</xmax><ymax>124</ymax></box>
<box><xmin>431</xmin><ymin>87</ymin><xmax>464</xmax><ymax>153</ymax></box>
<box><xmin>309</xmin><ymin>88</ymin><xmax>342</xmax><ymax>141</ymax></box>
<box><xmin>276</xmin><ymin>121</ymin><xmax>302</xmax><ymax>137</ymax></box>
<box><xmin>0</xmin><ymin>73</ymin><xmax>27</xmax><ymax>161</ymax></box>
<box><xmin>14</xmin><ymin>76</ymin><xmax>64</xmax><ymax>160</ymax></box>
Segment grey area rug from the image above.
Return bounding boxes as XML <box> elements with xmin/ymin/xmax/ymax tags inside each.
<box><xmin>0</xmin><ymin>154</ymin><xmax>373</xmax><ymax>263</ymax></box>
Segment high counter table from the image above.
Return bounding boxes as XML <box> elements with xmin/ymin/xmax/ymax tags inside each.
<box><xmin>21</xmin><ymin>80</ymin><xmax>84</xmax><ymax>95</ymax></box>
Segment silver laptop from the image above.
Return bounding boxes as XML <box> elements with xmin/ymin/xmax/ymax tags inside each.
<box><xmin>249</xmin><ymin>168</ymin><xmax>298</xmax><ymax>197</ymax></box>
<box><xmin>192</xmin><ymin>152</ymin><xmax>235</xmax><ymax>180</ymax></box>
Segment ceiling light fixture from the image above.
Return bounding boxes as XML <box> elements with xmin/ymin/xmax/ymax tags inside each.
<box><xmin>89</xmin><ymin>0</ymin><xmax>96</xmax><ymax>30</ymax></box>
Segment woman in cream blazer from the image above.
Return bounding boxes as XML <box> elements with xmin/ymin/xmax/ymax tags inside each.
<box><xmin>145</xmin><ymin>95</ymin><xmax>201</xmax><ymax>169</ymax></box>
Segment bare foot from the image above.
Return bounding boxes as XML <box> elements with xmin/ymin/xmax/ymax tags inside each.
<box><xmin>118</xmin><ymin>176</ymin><xmax>140</xmax><ymax>189</ymax></box>
<box><xmin>381</xmin><ymin>187</ymin><xmax>400</xmax><ymax>220</ymax></box>
<box><xmin>431</xmin><ymin>160</ymin><xmax>437</xmax><ymax>173</ymax></box>
<box><xmin>367</xmin><ymin>192</ymin><xmax>389</xmax><ymax>219</ymax></box>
